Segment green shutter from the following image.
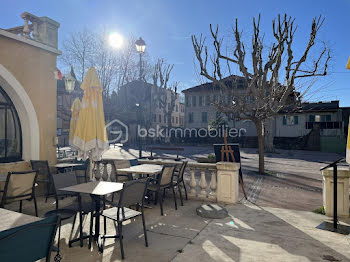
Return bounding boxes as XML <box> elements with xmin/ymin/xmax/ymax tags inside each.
<box><xmin>326</xmin><ymin>115</ymin><xmax>331</xmax><ymax>122</ymax></box>
<box><xmin>283</xmin><ymin>116</ymin><xmax>287</xmax><ymax>125</ymax></box>
<box><xmin>309</xmin><ymin>115</ymin><xmax>315</xmax><ymax>122</ymax></box>
<box><xmin>294</xmin><ymin>116</ymin><xmax>298</xmax><ymax>125</ymax></box>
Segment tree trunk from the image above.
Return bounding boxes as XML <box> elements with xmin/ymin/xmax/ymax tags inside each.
<box><xmin>264</xmin><ymin>118</ymin><xmax>275</xmax><ymax>153</ymax></box>
<box><xmin>255</xmin><ymin>119</ymin><xmax>265</xmax><ymax>174</ymax></box>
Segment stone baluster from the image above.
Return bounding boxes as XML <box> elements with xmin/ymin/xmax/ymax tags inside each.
<box><xmin>92</xmin><ymin>163</ymin><xmax>98</xmax><ymax>181</ymax></box>
<box><xmin>110</xmin><ymin>162</ymin><xmax>117</xmax><ymax>182</ymax></box>
<box><xmin>208</xmin><ymin>169</ymin><xmax>217</xmax><ymax>201</ymax></box>
<box><xmin>102</xmin><ymin>162</ymin><xmax>108</xmax><ymax>181</ymax></box>
<box><xmin>22</xmin><ymin>16</ymin><xmax>30</xmax><ymax>37</ymax></box>
<box><xmin>199</xmin><ymin>169</ymin><xmax>208</xmax><ymax>199</ymax></box>
<box><xmin>188</xmin><ymin>168</ymin><xmax>197</xmax><ymax>198</ymax></box>
<box><xmin>94</xmin><ymin>162</ymin><xmax>101</xmax><ymax>181</ymax></box>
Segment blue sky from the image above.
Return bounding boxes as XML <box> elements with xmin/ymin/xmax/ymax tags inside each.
<box><xmin>2</xmin><ymin>0</ymin><xmax>350</xmax><ymax>105</ymax></box>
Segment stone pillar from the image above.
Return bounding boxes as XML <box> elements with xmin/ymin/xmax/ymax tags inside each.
<box><xmin>37</xmin><ymin>16</ymin><xmax>60</xmax><ymax>48</ymax></box>
<box><xmin>322</xmin><ymin>166</ymin><xmax>350</xmax><ymax>218</ymax></box>
<box><xmin>216</xmin><ymin>162</ymin><xmax>240</xmax><ymax>204</ymax></box>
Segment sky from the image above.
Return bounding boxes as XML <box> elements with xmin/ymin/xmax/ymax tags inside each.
<box><xmin>2</xmin><ymin>0</ymin><xmax>350</xmax><ymax>106</ymax></box>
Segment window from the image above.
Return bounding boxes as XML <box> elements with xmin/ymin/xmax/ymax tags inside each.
<box><xmin>176</xmin><ymin>104</ymin><xmax>178</xmax><ymax>112</ymax></box>
<box><xmin>185</xmin><ymin>96</ymin><xmax>190</xmax><ymax>107</ymax></box>
<box><xmin>172</xmin><ymin>116</ymin><xmax>174</xmax><ymax>123</ymax></box>
<box><xmin>168</xmin><ymin>103</ymin><xmax>170</xmax><ymax>111</ymax></box>
<box><xmin>206</xmin><ymin>95</ymin><xmax>211</xmax><ymax>106</ymax></box>
<box><xmin>283</xmin><ymin>115</ymin><xmax>299</xmax><ymax>125</ymax></box>
<box><xmin>189</xmin><ymin>112</ymin><xmax>194</xmax><ymax>123</ymax></box>
<box><xmin>202</xmin><ymin>112</ymin><xmax>208</xmax><ymax>123</ymax></box>
<box><xmin>0</xmin><ymin>86</ymin><xmax>22</xmax><ymax>163</ymax></box>
<box><xmin>309</xmin><ymin>114</ymin><xmax>331</xmax><ymax>122</ymax></box>
<box><xmin>176</xmin><ymin>117</ymin><xmax>178</xmax><ymax>124</ymax></box>
<box><xmin>192</xmin><ymin>96</ymin><xmax>196</xmax><ymax>107</ymax></box>
<box><xmin>159</xmin><ymin>115</ymin><xmax>162</xmax><ymax>123</ymax></box>
<box><xmin>199</xmin><ymin>96</ymin><xmax>203</xmax><ymax>106</ymax></box>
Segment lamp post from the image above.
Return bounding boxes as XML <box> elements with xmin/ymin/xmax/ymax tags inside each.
<box><xmin>135</xmin><ymin>37</ymin><xmax>146</xmax><ymax>80</ymax></box>
<box><xmin>135</xmin><ymin>103</ymin><xmax>142</xmax><ymax>158</ymax></box>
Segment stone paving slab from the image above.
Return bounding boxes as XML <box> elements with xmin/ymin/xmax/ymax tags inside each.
<box><xmin>4</xmin><ymin>195</ymin><xmax>350</xmax><ymax>262</ymax></box>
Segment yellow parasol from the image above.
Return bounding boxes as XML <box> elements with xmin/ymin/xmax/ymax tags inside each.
<box><xmin>346</xmin><ymin>56</ymin><xmax>350</xmax><ymax>70</ymax></box>
<box><xmin>69</xmin><ymin>98</ymin><xmax>81</xmax><ymax>147</ymax></box>
<box><xmin>72</xmin><ymin>67</ymin><xmax>109</xmax><ymax>161</ymax></box>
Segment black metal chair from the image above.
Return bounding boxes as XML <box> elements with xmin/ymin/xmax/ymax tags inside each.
<box><xmin>30</xmin><ymin>160</ymin><xmax>53</xmax><ymax>202</ymax></box>
<box><xmin>73</xmin><ymin>159</ymin><xmax>90</xmax><ymax>183</ymax></box>
<box><xmin>0</xmin><ymin>215</ymin><xmax>60</xmax><ymax>262</ymax></box>
<box><xmin>173</xmin><ymin>161</ymin><xmax>188</xmax><ymax>205</ymax></box>
<box><xmin>147</xmin><ymin>165</ymin><xmax>177</xmax><ymax>216</ymax></box>
<box><xmin>100</xmin><ymin>178</ymin><xmax>150</xmax><ymax>259</ymax></box>
<box><xmin>51</xmin><ymin>171</ymin><xmax>95</xmax><ymax>248</ymax></box>
<box><xmin>0</xmin><ymin>170</ymin><xmax>38</xmax><ymax>217</ymax></box>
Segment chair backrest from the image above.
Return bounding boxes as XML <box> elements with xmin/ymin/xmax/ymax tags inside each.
<box><xmin>51</xmin><ymin>171</ymin><xmax>78</xmax><ymax>197</ymax></box>
<box><xmin>129</xmin><ymin>159</ymin><xmax>139</xmax><ymax>166</ymax></box>
<box><xmin>1</xmin><ymin>171</ymin><xmax>37</xmax><ymax>206</ymax></box>
<box><xmin>118</xmin><ymin>178</ymin><xmax>150</xmax><ymax>209</ymax></box>
<box><xmin>158</xmin><ymin>165</ymin><xmax>176</xmax><ymax>187</ymax></box>
<box><xmin>0</xmin><ymin>215</ymin><xmax>60</xmax><ymax>262</ymax></box>
<box><xmin>30</xmin><ymin>160</ymin><xmax>50</xmax><ymax>176</ymax></box>
<box><xmin>177</xmin><ymin>161</ymin><xmax>188</xmax><ymax>182</ymax></box>
<box><xmin>112</xmin><ymin>160</ymin><xmax>131</xmax><ymax>182</ymax></box>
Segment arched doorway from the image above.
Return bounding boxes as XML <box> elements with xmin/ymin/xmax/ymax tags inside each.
<box><xmin>0</xmin><ymin>64</ymin><xmax>40</xmax><ymax>161</ymax></box>
<box><xmin>0</xmin><ymin>86</ymin><xmax>22</xmax><ymax>162</ymax></box>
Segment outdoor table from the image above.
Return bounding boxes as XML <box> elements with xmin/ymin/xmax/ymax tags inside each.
<box><xmin>54</xmin><ymin>163</ymin><xmax>84</xmax><ymax>173</ymax></box>
<box><xmin>117</xmin><ymin>164</ymin><xmax>163</xmax><ymax>177</ymax></box>
<box><xmin>0</xmin><ymin>208</ymin><xmax>41</xmax><ymax>232</ymax></box>
<box><xmin>60</xmin><ymin>181</ymin><xmax>123</xmax><ymax>248</ymax></box>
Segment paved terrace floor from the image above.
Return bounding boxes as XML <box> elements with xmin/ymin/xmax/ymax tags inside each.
<box><xmin>5</xmin><ymin>195</ymin><xmax>350</xmax><ymax>262</ymax></box>
<box><xmin>101</xmin><ymin>146</ymin><xmax>343</xmax><ymax>212</ymax></box>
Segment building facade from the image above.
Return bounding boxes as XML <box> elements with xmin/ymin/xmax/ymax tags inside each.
<box><xmin>0</xmin><ymin>12</ymin><xmax>60</xmax><ymax>164</ymax></box>
<box><xmin>182</xmin><ymin>78</ymin><xmax>345</xmax><ymax>152</ymax></box>
<box><xmin>116</xmin><ymin>80</ymin><xmax>185</xmax><ymax>144</ymax></box>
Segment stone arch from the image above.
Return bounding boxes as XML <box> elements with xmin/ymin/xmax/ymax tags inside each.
<box><xmin>0</xmin><ymin>64</ymin><xmax>40</xmax><ymax>160</ymax></box>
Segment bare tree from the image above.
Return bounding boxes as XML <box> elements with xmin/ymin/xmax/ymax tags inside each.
<box><xmin>60</xmin><ymin>28</ymin><xmax>94</xmax><ymax>82</ymax></box>
<box><xmin>152</xmin><ymin>59</ymin><xmax>178</xmax><ymax>128</ymax></box>
<box><xmin>192</xmin><ymin>14</ymin><xmax>330</xmax><ymax>173</ymax></box>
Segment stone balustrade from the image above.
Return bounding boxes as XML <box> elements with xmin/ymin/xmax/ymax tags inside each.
<box><xmin>94</xmin><ymin>158</ymin><xmax>239</xmax><ymax>204</ymax></box>
<box><xmin>138</xmin><ymin>159</ymin><xmax>218</xmax><ymax>202</ymax></box>
<box><xmin>5</xmin><ymin>12</ymin><xmax>60</xmax><ymax>48</ymax></box>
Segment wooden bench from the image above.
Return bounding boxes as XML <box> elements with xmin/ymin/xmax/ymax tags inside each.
<box><xmin>147</xmin><ymin>147</ymin><xmax>185</xmax><ymax>161</ymax></box>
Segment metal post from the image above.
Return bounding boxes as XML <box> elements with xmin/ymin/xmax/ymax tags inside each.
<box><xmin>139</xmin><ymin>53</ymin><xmax>142</xmax><ymax>80</ymax></box>
<box><xmin>333</xmin><ymin>164</ymin><xmax>338</xmax><ymax>230</ymax></box>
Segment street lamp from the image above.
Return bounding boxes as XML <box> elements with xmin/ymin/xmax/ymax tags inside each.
<box><xmin>135</xmin><ymin>37</ymin><xmax>146</xmax><ymax>80</ymax></box>
<box><xmin>64</xmin><ymin>69</ymin><xmax>76</xmax><ymax>93</ymax></box>
<box><xmin>135</xmin><ymin>103</ymin><xmax>142</xmax><ymax>158</ymax></box>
